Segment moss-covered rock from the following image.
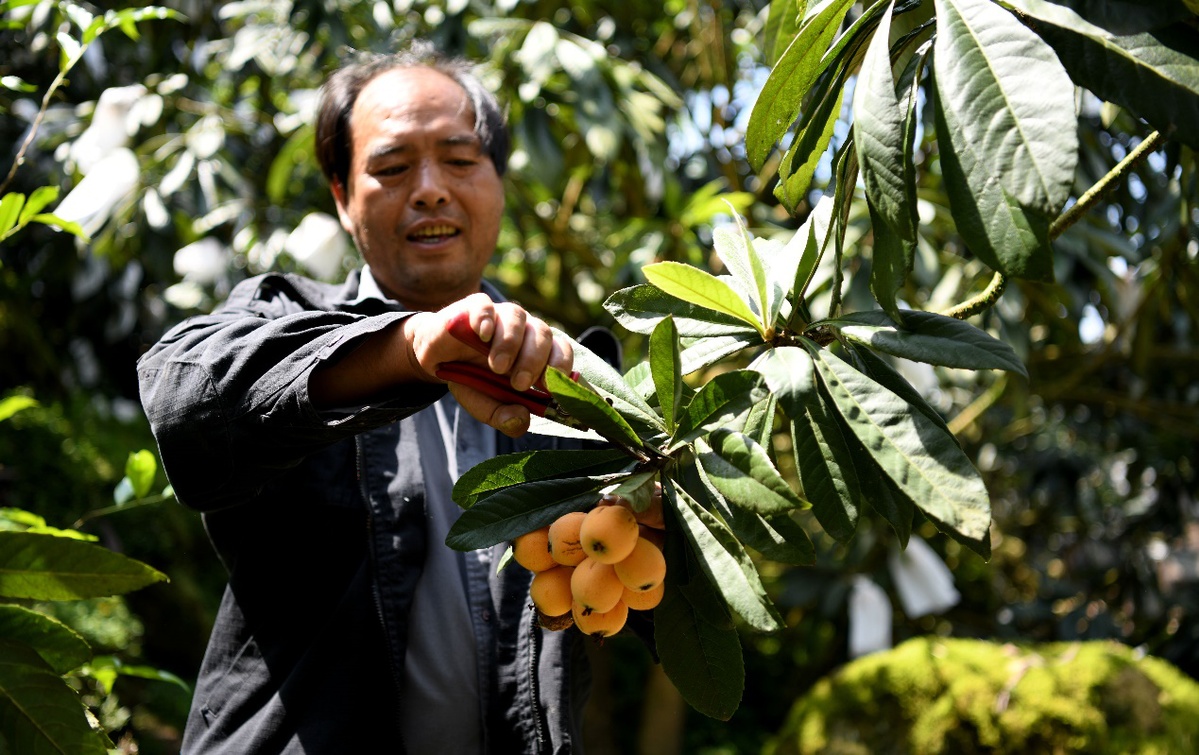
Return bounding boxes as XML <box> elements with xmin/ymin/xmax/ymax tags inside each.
<box><xmin>765</xmin><ymin>638</ymin><xmax>1199</xmax><ymax>755</ymax></box>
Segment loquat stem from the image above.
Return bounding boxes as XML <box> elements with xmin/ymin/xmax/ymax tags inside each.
<box><xmin>941</xmin><ymin>130</ymin><xmax>1164</xmax><ymax>321</ymax></box>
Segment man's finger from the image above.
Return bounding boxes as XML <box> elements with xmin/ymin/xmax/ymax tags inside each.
<box><xmin>448</xmin><ymin>383</ymin><xmax>531</xmax><ymax>437</ymax></box>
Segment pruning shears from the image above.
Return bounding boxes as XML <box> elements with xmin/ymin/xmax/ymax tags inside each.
<box><xmin>435</xmin><ymin>312</ymin><xmax>584</xmax><ymax>427</ymax></box>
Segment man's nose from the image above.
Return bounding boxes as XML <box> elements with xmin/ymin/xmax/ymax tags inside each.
<box><xmin>411</xmin><ymin>161</ymin><xmax>449</xmax><ymax>207</ymax></box>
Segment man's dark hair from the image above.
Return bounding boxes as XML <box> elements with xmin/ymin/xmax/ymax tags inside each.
<box><xmin>315</xmin><ymin>41</ymin><xmax>510</xmax><ymax>189</ymax></box>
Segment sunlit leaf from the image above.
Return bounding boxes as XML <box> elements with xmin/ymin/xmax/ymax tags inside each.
<box><xmin>670</xmin><ymin>370</ymin><xmax>769</xmax><ymax>452</ymax></box>
<box><xmin>655</xmin><ymin>504</ymin><xmax>743</xmax><ymax>721</ymax></box>
<box><xmin>604</xmin><ymin>285</ymin><xmax>760</xmax><ymax>337</ymax></box>
<box><xmin>561</xmin><ymin>332</ymin><xmax>666</xmax><ymax>441</ymax></box>
<box><xmin>774</xmin><ymin>75</ymin><xmax>845</xmax><ymax>212</ymax></box>
<box><xmin>854</xmin><ymin>1</ymin><xmax>917</xmax><ymax>245</ymax></box>
<box><xmin>932</xmin><ymin>0</ymin><xmax>1077</xmax><ymax>281</ymax></box>
<box><xmin>17</xmin><ymin>186</ymin><xmax>58</xmax><ymax>225</ymax></box>
<box><xmin>1003</xmin><ymin>0</ymin><xmax>1199</xmax><ymax>149</ymax></box>
<box><xmin>806</xmin><ymin>344</ymin><xmax>991</xmax><ymax>544</ymax></box>
<box><xmin>642</xmin><ymin>262</ymin><xmax>765</xmax><ymax>335</ymax></box>
<box><xmin>0</xmin><ymin>533</ymin><xmax>168</xmax><ymax>601</ymax></box>
<box><xmin>599</xmin><ymin>471</ymin><xmax>657</xmax><ymax>512</ymax></box>
<box><xmin>452</xmin><ymin>448</ymin><xmax>632</xmax><ymax>508</ymax></box>
<box><xmin>823</xmin><ymin>309</ymin><xmax>1028</xmax><ymax>375</ymax></box>
<box><xmin>712</xmin><ymin>212</ymin><xmax>773</xmax><ymax>332</ymax></box>
<box><xmin>650</xmin><ymin>317</ymin><xmax>683</xmax><ymax>431</ymax></box>
<box><xmin>935</xmin><ymin>0</ymin><xmax>1077</xmax><ymax>214</ymax></box>
<box><xmin>695</xmin><ymin>432</ymin><xmax>808</xmax><ymax>516</ymax></box>
<box><xmin>678</xmin><ymin>333</ymin><xmax>764</xmax><ymax>377</ymax></box>
<box><xmin>0</xmin><ymin>192</ymin><xmax>24</xmax><ymax>238</ymax></box>
<box><xmin>679</xmin><ymin>456</ymin><xmax>815</xmax><ymax>565</ymax></box>
<box><xmin>124</xmin><ymin>450</ymin><xmax>157</xmax><ymax>500</ymax></box>
<box><xmin>849</xmin><ymin>344</ymin><xmax>953</xmax><ymax>436</ymax></box>
<box><xmin>933</xmin><ymin>85</ymin><xmax>1052</xmax><ymax>281</ymax></box>
<box><xmin>746</xmin><ymin>0</ymin><xmax>857</xmax><ymax>169</ymax></box>
<box><xmin>0</xmin><ymin>394</ymin><xmax>38</xmax><ymax>422</ymax></box>
<box><xmin>763</xmin><ymin>0</ymin><xmax>810</xmax><ymax>66</ymax></box>
<box><xmin>0</xmin><ymin>606</ymin><xmax>91</xmax><ymax>674</ymax></box>
<box><xmin>446</xmin><ymin>474</ymin><xmax>622</xmax><ymax>550</ymax></box>
<box><xmin>0</xmin><ymin>639</ymin><xmax>110</xmax><ymax>754</ymax></box>
<box><xmin>545</xmin><ymin>367</ymin><xmax>646</xmax><ymax>451</ymax></box>
<box><xmin>666</xmin><ymin>481</ymin><xmax>784</xmax><ymax>633</ymax></box>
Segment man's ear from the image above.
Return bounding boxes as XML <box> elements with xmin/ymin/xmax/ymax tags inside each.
<box><xmin>330</xmin><ymin>176</ymin><xmax>354</xmax><ymax>235</ymax></box>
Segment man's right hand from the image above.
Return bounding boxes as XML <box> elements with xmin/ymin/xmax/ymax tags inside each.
<box><xmin>403</xmin><ymin>293</ymin><xmax>574</xmax><ymax>437</ymax></box>
<box><xmin>310</xmin><ymin>292</ymin><xmax>573</xmax><ymax>438</ymax></box>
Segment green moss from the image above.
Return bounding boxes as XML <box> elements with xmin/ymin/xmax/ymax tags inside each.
<box><xmin>766</xmin><ymin>638</ymin><xmax>1199</xmax><ymax>755</ymax></box>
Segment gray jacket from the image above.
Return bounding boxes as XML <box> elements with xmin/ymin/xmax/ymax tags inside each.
<box><xmin>138</xmin><ymin>271</ymin><xmax>592</xmax><ymax>754</ymax></box>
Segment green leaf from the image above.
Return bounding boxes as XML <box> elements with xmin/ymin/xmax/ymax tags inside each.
<box><xmin>28</xmin><ymin>214</ymin><xmax>89</xmax><ymax>241</ymax></box>
<box><xmin>599</xmin><ymin>471</ymin><xmax>657</xmax><ymax>512</ymax></box>
<box><xmin>17</xmin><ymin>186</ymin><xmax>58</xmax><ymax>225</ymax></box>
<box><xmin>849</xmin><ymin>342</ymin><xmax>954</xmax><ymax>436</ymax></box>
<box><xmin>642</xmin><ymin>262</ymin><xmax>765</xmax><ymax>335</ymax></box>
<box><xmin>452</xmin><ymin>448</ymin><xmax>631</xmax><ymax>508</ymax></box>
<box><xmin>867</xmin><ymin>196</ymin><xmax>915</xmax><ymax>321</ymax></box>
<box><xmin>746</xmin><ymin>0</ymin><xmax>858</xmax><ymax>169</ymax></box>
<box><xmin>743</xmin><ymin>393</ymin><xmax>778</xmax><ymax>451</ymax></box>
<box><xmin>655</xmin><ymin>512</ymin><xmax>744</xmax><ymax>721</ymax></box>
<box><xmin>713</xmin><ymin>212</ymin><xmax>774</xmax><ymax>332</ymax></box>
<box><xmin>806</xmin><ymin>344</ymin><xmax>991</xmax><ymax>544</ymax></box>
<box><xmin>752</xmin><ymin>346</ymin><xmax>817</xmax><ymax>419</ymax></box>
<box><xmin>1003</xmin><ymin>0</ymin><xmax>1199</xmax><ymax>149</ymax></box>
<box><xmin>124</xmin><ymin>450</ymin><xmax>157</xmax><ymax>499</ymax></box>
<box><xmin>933</xmin><ymin>82</ymin><xmax>1053</xmax><ymax>281</ymax></box>
<box><xmin>81</xmin><ymin>655</ymin><xmax>190</xmax><ymax>696</ymax></box>
<box><xmin>774</xmin><ymin>73</ymin><xmax>846</xmax><ymax>213</ymax></box>
<box><xmin>935</xmin><ymin>0</ymin><xmax>1078</xmax><ymax>215</ymax></box>
<box><xmin>859</xmin><ymin>459</ymin><xmax>915</xmax><ymax>547</ymax></box>
<box><xmin>678</xmin><ymin>333</ymin><xmax>764</xmax><ymax>377</ymax></box>
<box><xmin>785</xmin><ymin>360</ymin><xmax>864</xmax><ymax>544</ymax></box>
<box><xmin>680</xmin><ymin>456</ymin><xmax>815</xmax><ymax>565</ymax></box>
<box><xmin>0</xmin><ymin>638</ymin><xmax>111</xmax><ymax>754</ymax></box>
<box><xmin>774</xmin><ymin>196</ymin><xmax>833</xmax><ymax>308</ymax></box>
<box><xmin>696</xmin><ymin>432</ymin><xmax>808</xmax><ymax>516</ymax></box>
<box><xmin>0</xmin><ymin>192</ymin><xmax>25</xmax><ymax>238</ymax></box>
<box><xmin>650</xmin><ymin>317</ymin><xmax>683</xmax><ymax>431</ymax></box>
<box><xmin>854</xmin><ymin>1</ymin><xmax>918</xmax><ymax>245</ymax></box>
<box><xmin>563</xmin><ymin>331</ymin><xmax>666</xmax><ymax>440</ymax></box>
<box><xmin>828</xmin><ymin>137</ymin><xmax>860</xmax><ymax>316</ymax></box>
<box><xmin>0</xmin><ymin>532</ymin><xmax>168</xmax><ymax>600</ymax></box>
<box><xmin>670</xmin><ymin>370</ymin><xmax>769</xmax><ymax>452</ymax></box>
<box><xmin>266</xmin><ymin>126</ymin><xmax>315</xmax><ymax>205</ymax></box>
<box><xmin>546</xmin><ymin>367</ymin><xmax>646</xmax><ymax>451</ymax></box>
<box><xmin>1</xmin><ymin>75</ymin><xmax>37</xmax><ymax>92</ymax></box>
<box><xmin>0</xmin><ymin>606</ymin><xmax>91</xmax><ymax>674</ymax></box>
<box><xmin>666</xmin><ymin>481</ymin><xmax>785</xmax><ymax>633</ymax></box>
<box><xmin>763</xmin><ymin>0</ymin><xmax>809</xmax><ymax>66</ymax></box>
<box><xmin>824</xmin><ymin>309</ymin><xmax>1028</xmax><ymax>375</ymax></box>
<box><xmin>932</xmin><ymin>0</ymin><xmax>1077</xmax><ymax>281</ymax></box>
<box><xmin>604</xmin><ymin>284</ymin><xmax>759</xmax><ymax>337</ymax></box>
<box><xmin>56</xmin><ymin>31</ymin><xmax>83</xmax><ymax>69</ymax></box>
<box><xmin>445</xmin><ymin>475</ymin><xmax>618</xmax><ymax>550</ymax></box>
<box><xmin>0</xmin><ymin>394</ymin><xmax>38</xmax><ymax>422</ymax></box>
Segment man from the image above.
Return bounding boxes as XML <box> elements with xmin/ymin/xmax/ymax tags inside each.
<box><xmin>138</xmin><ymin>42</ymin><xmax>596</xmax><ymax>754</ymax></box>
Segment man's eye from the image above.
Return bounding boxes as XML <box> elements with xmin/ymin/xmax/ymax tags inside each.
<box><xmin>376</xmin><ymin>165</ymin><xmax>407</xmax><ymax>176</ymax></box>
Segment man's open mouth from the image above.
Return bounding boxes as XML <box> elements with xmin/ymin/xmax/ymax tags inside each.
<box><xmin>408</xmin><ymin>224</ymin><xmax>461</xmax><ymax>243</ymax></box>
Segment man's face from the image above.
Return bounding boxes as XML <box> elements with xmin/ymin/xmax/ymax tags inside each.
<box><xmin>332</xmin><ymin>67</ymin><xmax>504</xmax><ymax>311</ymax></box>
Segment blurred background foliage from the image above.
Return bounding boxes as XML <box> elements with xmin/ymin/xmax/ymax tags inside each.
<box><xmin>1</xmin><ymin>0</ymin><xmax>1196</xmax><ymax>753</ymax></box>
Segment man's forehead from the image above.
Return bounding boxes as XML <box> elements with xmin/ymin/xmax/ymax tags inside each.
<box><xmin>352</xmin><ymin>67</ymin><xmax>474</xmax><ymax>129</ymax></box>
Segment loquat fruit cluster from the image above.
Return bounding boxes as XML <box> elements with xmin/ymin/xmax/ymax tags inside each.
<box><xmin>513</xmin><ymin>486</ymin><xmax>666</xmax><ymax>639</ymax></box>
